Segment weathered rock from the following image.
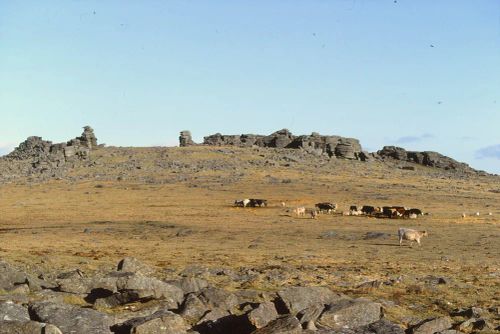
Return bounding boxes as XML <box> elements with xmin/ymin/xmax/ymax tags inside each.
<box><xmin>115</xmin><ymin>274</ymin><xmax>184</xmax><ymax>308</ymax></box>
<box><xmin>168</xmin><ymin>277</ymin><xmax>209</xmax><ymax>295</ymax></box>
<box><xmin>180</xmin><ymin>293</ymin><xmax>209</xmax><ymax>323</ymax></box>
<box><xmin>451</xmin><ymin>306</ymin><xmax>484</xmax><ymax>318</ymax></box>
<box><xmin>0</xmin><ymin>301</ymin><xmax>30</xmax><ymax>322</ymax></box>
<box><xmin>117</xmin><ymin>257</ymin><xmax>155</xmax><ymax>276</ymax></box>
<box><xmin>197</xmin><ymin>287</ymin><xmax>239</xmax><ymax>311</ymax></box>
<box><xmin>317</xmin><ymin>299</ymin><xmax>382</xmax><ymax>329</ymax></box>
<box><xmin>457</xmin><ymin>318</ymin><xmax>492</xmax><ymax>332</ymax></box>
<box><xmin>79</xmin><ymin>126</ymin><xmax>98</xmax><ymax>149</ymax></box>
<box><xmin>0</xmin><ymin>262</ymin><xmax>28</xmax><ymax>291</ymax></box>
<box><xmin>0</xmin><ymin>320</ymin><xmax>43</xmax><ymax>334</ymax></box>
<box><xmin>410</xmin><ymin>317</ymin><xmax>452</xmax><ymax>334</ymax></box>
<box><xmin>378</xmin><ymin>146</ymin><xmax>475</xmax><ymax>173</ymax></box>
<box><xmin>94</xmin><ymin>291</ymin><xmax>141</xmax><ymax>308</ymax></box>
<box><xmin>43</xmin><ymin>324</ymin><xmax>63</xmax><ymax>334</ymax></box>
<box><xmin>251</xmin><ymin>315</ymin><xmax>302</xmax><ymax>334</ymax></box>
<box><xmin>277</xmin><ymin>286</ymin><xmax>347</xmax><ymax>315</ymax></box>
<box><xmin>247</xmin><ymin>302</ymin><xmax>279</xmax><ymax>329</ymax></box>
<box><xmin>296</xmin><ymin>303</ymin><xmax>324</xmax><ymax>324</ymax></box>
<box><xmin>179</xmin><ymin>131</ymin><xmax>195</xmax><ymax>147</ymax></box>
<box><xmin>196</xmin><ymin>308</ymin><xmax>230</xmax><ymax>324</ymax></box>
<box><xmin>260</xmin><ymin>129</ymin><xmax>295</xmax><ymax>148</ymax></box>
<box><xmin>364</xmin><ymin>319</ymin><xmax>405</xmax><ymax>334</ymax></box>
<box><xmin>116</xmin><ymin>310</ymin><xmax>189</xmax><ymax>334</ymax></box>
<box><xmin>29</xmin><ymin>302</ymin><xmax>113</xmax><ymax>334</ymax></box>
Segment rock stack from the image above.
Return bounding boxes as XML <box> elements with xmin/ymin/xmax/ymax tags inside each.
<box><xmin>179</xmin><ymin>131</ymin><xmax>195</xmax><ymax>147</ymax></box>
<box><xmin>79</xmin><ymin>126</ymin><xmax>98</xmax><ymax>149</ymax></box>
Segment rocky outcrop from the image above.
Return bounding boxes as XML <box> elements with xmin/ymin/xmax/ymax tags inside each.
<box><xmin>377</xmin><ymin>146</ymin><xmax>475</xmax><ymax>172</ymax></box>
<box><xmin>203</xmin><ymin>129</ymin><xmax>365</xmax><ymax>160</ymax></box>
<box><xmin>179</xmin><ymin>131</ymin><xmax>195</xmax><ymax>147</ymax></box>
<box><xmin>6</xmin><ymin>126</ymin><xmax>98</xmax><ymax>165</ymax></box>
<box><xmin>0</xmin><ymin>126</ymin><xmax>98</xmax><ymax>177</ymax></box>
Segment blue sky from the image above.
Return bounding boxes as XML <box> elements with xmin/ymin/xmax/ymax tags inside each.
<box><xmin>1</xmin><ymin>1</ymin><xmax>499</xmax><ymax>173</ymax></box>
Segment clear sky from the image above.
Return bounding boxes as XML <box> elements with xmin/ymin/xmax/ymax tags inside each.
<box><xmin>1</xmin><ymin>1</ymin><xmax>499</xmax><ymax>173</ymax></box>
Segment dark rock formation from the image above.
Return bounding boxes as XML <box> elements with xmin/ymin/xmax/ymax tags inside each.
<box><xmin>377</xmin><ymin>146</ymin><xmax>475</xmax><ymax>172</ymax></box>
<box><xmin>179</xmin><ymin>131</ymin><xmax>195</xmax><ymax>147</ymax></box>
<box><xmin>203</xmin><ymin>129</ymin><xmax>364</xmax><ymax>160</ymax></box>
<box><xmin>5</xmin><ymin>126</ymin><xmax>98</xmax><ymax>167</ymax></box>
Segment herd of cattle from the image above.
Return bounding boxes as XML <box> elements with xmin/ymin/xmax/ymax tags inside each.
<box><xmin>234</xmin><ymin>199</ymin><xmax>430</xmax><ymax>246</ymax></box>
<box><xmin>234</xmin><ymin>199</ymin><xmax>425</xmax><ymax>220</ymax></box>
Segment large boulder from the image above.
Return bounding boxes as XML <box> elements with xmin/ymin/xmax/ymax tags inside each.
<box><xmin>114</xmin><ymin>310</ymin><xmax>189</xmax><ymax>334</ymax></box>
<box><xmin>115</xmin><ymin>274</ymin><xmax>184</xmax><ymax>308</ymax></box>
<box><xmin>276</xmin><ymin>286</ymin><xmax>346</xmax><ymax>315</ymax></box>
<box><xmin>247</xmin><ymin>302</ymin><xmax>279</xmax><ymax>329</ymax></box>
<box><xmin>409</xmin><ymin>317</ymin><xmax>453</xmax><ymax>334</ymax></box>
<box><xmin>117</xmin><ymin>257</ymin><xmax>155</xmax><ymax>276</ymax></box>
<box><xmin>0</xmin><ymin>301</ymin><xmax>30</xmax><ymax>322</ymax></box>
<box><xmin>29</xmin><ymin>302</ymin><xmax>114</xmax><ymax>334</ymax></box>
<box><xmin>0</xmin><ymin>321</ymin><xmax>44</xmax><ymax>334</ymax></box>
<box><xmin>317</xmin><ymin>298</ymin><xmax>382</xmax><ymax>329</ymax></box>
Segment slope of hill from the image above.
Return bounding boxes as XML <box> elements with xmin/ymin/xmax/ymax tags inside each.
<box><xmin>0</xmin><ymin>131</ymin><xmax>498</xmax><ymax>333</ymax></box>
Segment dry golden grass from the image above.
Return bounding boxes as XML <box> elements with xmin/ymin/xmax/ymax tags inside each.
<box><xmin>0</xmin><ymin>146</ymin><xmax>498</xmax><ymax>323</ymax></box>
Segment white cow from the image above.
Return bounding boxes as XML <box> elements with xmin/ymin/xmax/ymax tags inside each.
<box><xmin>398</xmin><ymin>228</ymin><xmax>428</xmax><ymax>246</ymax></box>
<box><xmin>293</xmin><ymin>207</ymin><xmax>306</xmax><ymax>216</ymax></box>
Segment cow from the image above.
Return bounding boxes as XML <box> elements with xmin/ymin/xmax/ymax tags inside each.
<box><xmin>281</xmin><ymin>202</ymin><xmax>286</xmax><ymax>207</ymax></box>
<box><xmin>382</xmin><ymin>206</ymin><xmax>405</xmax><ymax>218</ymax></box>
<box><xmin>293</xmin><ymin>207</ymin><xmax>306</xmax><ymax>216</ymax></box>
<box><xmin>315</xmin><ymin>202</ymin><xmax>337</xmax><ymax>214</ymax></box>
<box><xmin>350</xmin><ymin>205</ymin><xmax>359</xmax><ymax>212</ymax></box>
<box><xmin>310</xmin><ymin>210</ymin><xmax>318</xmax><ymax>219</ymax></box>
<box><xmin>234</xmin><ymin>199</ymin><xmax>251</xmax><ymax>207</ymax></box>
<box><xmin>382</xmin><ymin>206</ymin><xmax>397</xmax><ymax>218</ymax></box>
<box><xmin>398</xmin><ymin>228</ymin><xmax>428</xmax><ymax>246</ymax></box>
<box><xmin>403</xmin><ymin>208</ymin><xmax>423</xmax><ymax>218</ymax></box>
<box><xmin>249</xmin><ymin>199</ymin><xmax>268</xmax><ymax>207</ymax></box>
<box><xmin>361</xmin><ymin>206</ymin><xmax>376</xmax><ymax>215</ymax></box>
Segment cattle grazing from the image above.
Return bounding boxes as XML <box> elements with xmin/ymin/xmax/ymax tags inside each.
<box><xmin>281</xmin><ymin>202</ymin><xmax>286</xmax><ymax>207</ymax></box>
<box><xmin>310</xmin><ymin>210</ymin><xmax>318</xmax><ymax>219</ymax></box>
<box><xmin>350</xmin><ymin>205</ymin><xmax>359</xmax><ymax>212</ymax></box>
<box><xmin>361</xmin><ymin>206</ymin><xmax>376</xmax><ymax>215</ymax></box>
<box><xmin>382</xmin><ymin>206</ymin><xmax>397</xmax><ymax>218</ymax></box>
<box><xmin>249</xmin><ymin>199</ymin><xmax>268</xmax><ymax>207</ymax></box>
<box><xmin>315</xmin><ymin>202</ymin><xmax>337</xmax><ymax>214</ymax></box>
<box><xmin>349</xmin><ymin>209</ymin><xmax>362</xmax><ymax>216</ymax></box>
<box><xmin>382</xmin><ymin>206</ymin><xmax>405</xmax><ymax>218</ymax></box>
<box><xmin>403</xmin><ymin>208</ymin><xmax>423</xmax><ymax>218</ymax></box>
<box><xmin>407</xmin><ymin>208</ymin><xmax>423</xmax><ymax>216</ymax></box>
<box><xmin>398</xmin><ymin>228</ymin><xmax>428</xmax><ymax>246</ymax></box>
<box><xmin>234</xmin><ymin>199</ymin><xmax>251</xmax><ymax>207</ymax></box>
<box><xmin>293</xmin><ymin>207</ymin><xmax>306</xmax><ymax>216</ymax></box>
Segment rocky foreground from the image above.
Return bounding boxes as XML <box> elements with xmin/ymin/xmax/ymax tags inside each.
<box><xmin>0</xmin><ymin>257</ymin><xmax>498</xmax><ymax>334</ymax></box>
